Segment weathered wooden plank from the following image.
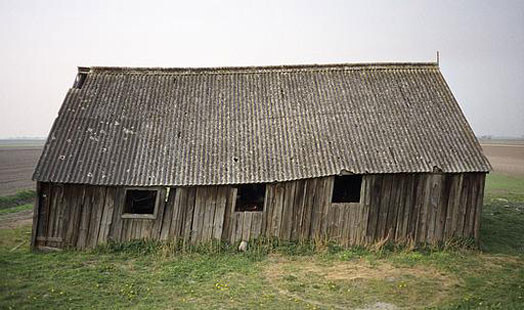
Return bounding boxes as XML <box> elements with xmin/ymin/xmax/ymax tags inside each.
<box><xmin>473</xmin><ymin>173</ymin><xmax>486</xmax><ymax>240</ymax></box>
<box><xmin>160</xmin><ymin>188</ymin><xmax>175</xmax><ymax>240</ymax></box>
<box><xmin>300</xmin><ymin>179</ymin><xmax>317</xmax><ymax>240</ymax></box>
<box><xmin>77</xmin><ymin>186</ymin><xmax>94</xmax><ymax>249</ymax></box>
<box><xmin>434</xmin><ymin>175</ymin><xmax>451</xmax><ymax>242</ymax></box>
<box><xmin>129</xmin><ymin>219</ymin><xmax>137</xmax><ymax>241</ymax></box>
<box><xmin>54</xmin><ymin>185</ymin><xmax>67</xmax><ymax>247</ymax></box>
<box><xmin>329</xmin><ymin>204</ymin><xmax>339</xmax><ymax>241</ymax></box>
<box><xmin>151</xmin><ymin>188</ymin><xmax>167</xmax><ymax>240</ymax></box>
<box><xmin>181</xmin><ymin>188</ymin><xmax>196</xmax><ymax>243</ymax></box>
<box><xmin>70</xmin><ymin>185</ymin><xmax>86</xmax><ymax>247</ymax></box>
<box><xmin>350</xmin><ymin>204</ymin><xmax>359</xmax><ymax>246</ymax></box>
<box><xmin>337</xmin><ymin>205</ymin><xmax>346</xmax><ymax>244</ymax></box>
<box><xmin>31</xmin><ymin>182</ymin><xmax>42</xmax><ymax>249</ymax></box>
<box><xmin>130</xmin><ymin>219</ymin><xmax>139</xmax><ymax>241</ymax></box>
<box><xmin>392</xmin><ymin>176</ymin><xmax>406</xmax><ymax>241</ymax></box>
<box><xmin>326</xmin><ymin>202</ymin><xmax>336</xmax><ymax>239</ymax></box>
<box><xmin>399</xmin><ymin>175</ymin><xmax>415</xmax><ymax>241</ymax></box>
<box><xmin>353</xmin><ymin>204</ymin><xmax>362</xmax><ymax>246</ymax></box>
<box><xmin>191</xmin><ymin>187</ymin><xmax>207</xmax><ymax>243</ymax></box>
<box><xmin>202</xmin><ymin>187</ymin><xmax>218</xmax><ymax>242</ymax></box>
<box><xmin>385</xmin><ymin>175</ymin><xmax>400</xmax><ymax>241</ymax></box>
<box><xmin>280</xmin><ymin>182</ymin><xmax>296</xmax><ymax>240</ymax></box>
<box><xmin>465</xmin><ymin>175</ymin><xmax>478</xmax><ymax>237</ymax></box>
<box><xmin>220</xmin><ymin>187</ymin><xmax>232</xmax><ymax>241</ymax></box>
<box><xmin>83</xmin><ymin>187</ymin><xmax>97</xmax><ymax>247</ymax></box>
<box><xmin>271</xmin><ymin>183</ymin><xmax>285</xmax><ymax>238</ymax></box>
<box><xmin>242</xmin><ymin>212</ymin><xmax>253</xmax><ymax>241</ymax></box>
<box><xmin>251</xmin><ymin>212</ymin><xmax>263</xmax><ymax>239</ymax></box>
<box><xmin>455</xmin><ymin>175</ymin><xmax>470</xmax><ymax>237</ymax></box>
<box><xmin>352</xmin><ymin>204</ymin><xmax>360</xmax><ymax>245</ymax></box>
<box><xmin>222</xmin><ymin>187</ymin><xmax>237</xmax><ymax>242</ymax></box>
<box><xmin>290</xmin><ymin>180</ymin><xmax>306</xmax><ymax>241</ymax></box>
<box><xmin>447</xmin><ymin>174</ymin><xmax>464</xmax><ymax>238</ymax></box>
<box><xmin>453</xmin><ymin>174</ymin><xmax>469</xmax><ymax>237</ymax></box>
<box><xmin>61</xmin><ymin>185</ymin><xmax>76</xmax><ymax>247</ymax></box>
<box><xmin>169</xmin><ymin>187</ymin><xmax>186</xmax><ymax>239</ymax></box>
<box><xmin>233</xmin><ymin>212</ymin><xmax>244</xmax><ymax>243</ymax></box>
<box><xmin>260</xmin><ymin>184</ymin><xmax>273</xmax><ymax>237</ymax></box>
<box><xmin>342</xmin><ymin>205</ymin><xmax>351</xmax><ymax>246</ymax></box>
<box><xmin>46</xmin><ymin>185</ymin><xmax>58</xmax><ymax>245</ymax></box>
<box><xmin>310</xmin><ymin>178</ymin><xmax>327</xmax><ymax>240</ymax></box>
<box><xmin>141</xmin><ymin>219</ymin><xmax>153</xmax><ymax>240</ymax></box>
<box><xmin>376</xmin><ymin>175</ymin><xmax>392</xmax><ymax>240</ymax></box>
<box><xmin>136</xmin><ymin>219</ymin><xmax>143</xmax><ymax>240</ymax></box>
<box><xmin>320</xmin><ymin>177</ymin><xmax>335</xmax><ymax>237</ymax></box>
<box><xmin>97</xmin><ymin>187</ymin><xmax>116</xmax><ymax>244</ymax></box>
<box><xmin>212</xmin><ymin>187</ymin><xmax>228</xmax><ymax>240</ymax></box>
<box><xmin>120</xmin><ymin>219</ymin><xmax>129</xmax><ymax>242</ymax></box>
<box><xmin>87</xmin><ymin>187</ymin><xmax>107</xmax><ymax>248</ymax></box>
<box><xmin>352</xmin><ymin>178</ymin><xmax>365</xmax><ymax>245</ymax></box>
<box><xmin>426</xmin><ymin>174</ymin><xmax>442</xmax><ymax>242</ymax></box>
<box><xmin>356</xmin><ymin>176</ymin><xmax>371</xmax><ymax>245</ymax></box>
<box><xmin>413</xmin><ymin>175</ymin><xmax>428</xmax><ymax>242</ymax></box>
<box><xmin>366</xmin><ymin>175</ymin><xmax>382</xmax><ymax>242</ymax></box>
<box><xmin>108</xmin><ymin>187</ymin><xmax>125</xmax><ymax>242</ymax></box>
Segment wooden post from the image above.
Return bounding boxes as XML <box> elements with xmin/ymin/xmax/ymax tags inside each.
<box><xmin>30</xmin><ymin>182</ymin><xmax>41</xmax><ymax>250</ymax></box>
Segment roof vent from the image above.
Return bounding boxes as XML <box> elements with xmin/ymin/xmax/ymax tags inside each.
<box><xmin>73</xmin><ymin>67</ymin><xmax>89</xmax><ymax>89</ymax></box>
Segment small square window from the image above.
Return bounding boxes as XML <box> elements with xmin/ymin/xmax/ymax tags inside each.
<box><xmin>235</xmin><ymin>184</ymin><xmax>265</xmax><ymax>212</ymax></box>
<box><xmin>332</xmin><ymin>175</ymin><xmax>362</xmax><ymax>203</ymax></box>
<box><xmin>122</xmin><ymin>189</ymin><xmax>159</xmax><ymax>218</ymax></box>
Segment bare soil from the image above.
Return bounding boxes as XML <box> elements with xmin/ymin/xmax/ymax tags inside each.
<box><xmin>264</xmin><ymin>255</ymin><xmax>460</xmax><ymax>309</ymax></box>
<box><xmin>0</xmin><ymin>210</ymin><xmax>33</xmax><ymax>229</ymax></box>
<box><xmin>0</xmin><ymin>146</ymin><xmax>42</xmax><ymax>195</ymax></box>
<box><xmin>481</xmin><ymin>144</ymin><xmax>524</xmax><ymax>176</ymax></box>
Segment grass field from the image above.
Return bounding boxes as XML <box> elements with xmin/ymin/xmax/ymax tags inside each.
<box><xmin>0</xmin><ymin>173</ymin><xmax>523</xmax><ymax>309</ymax></box>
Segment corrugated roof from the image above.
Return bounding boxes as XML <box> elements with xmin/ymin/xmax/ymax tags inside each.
<box><xmin>33</xmin><ymin>62</ymin><xmax>491</xmax><ymax>186</ymax></box>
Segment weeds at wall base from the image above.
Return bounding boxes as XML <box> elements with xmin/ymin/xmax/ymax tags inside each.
<box><xmin>91</xmin><ymin>235</ymin><xmax>480</xmax><ymax>262</ymax></box>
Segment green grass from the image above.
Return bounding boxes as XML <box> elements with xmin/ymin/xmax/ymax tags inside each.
<box><xmin>0</xmin><ymin>204</ymin><xmax>32</xmax><ymax>216</ymax></box>
<box><xmin>485</xmin><ymin>174</ymin><xmax>524</xmax><ymax>201</ymax></box>
<box><xmin>0</xmin><ymin>190</ymin><xmax>35</xmax><ymax>210</ymax></box>
<box><xmin>0</xmin><ymin>174</ymin><xmax>523</xmax><ymax>309</ymax></box>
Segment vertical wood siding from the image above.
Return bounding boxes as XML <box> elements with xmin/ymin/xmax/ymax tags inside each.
<box><xmin>32</xmin><ymin>173</ymin><xmax>486</xmax><ymax>250</ymax></box>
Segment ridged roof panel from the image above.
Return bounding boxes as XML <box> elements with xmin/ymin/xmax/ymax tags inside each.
<box><xmin>33</xmin><ymin>62</ymin><xmax>491</xmax><ymax>186</ymax></box>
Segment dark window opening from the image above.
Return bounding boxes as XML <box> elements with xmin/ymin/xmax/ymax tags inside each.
<box><xmin>235</xmin><ymin>184</ymin><xmax>265</xmax><ymax>212</ymax></box>
<box><xmin>124</xmin><ymin>189</ymin><xmax>157</xmax><ymax>215</ymax></box>
<box><xmin>73</xmin><ymin>72</ymin><xmax>87</xmax><ymax>89</ymax></box>
<box><xmin>332</xmin><ymin>175</ymin><xmax>362</xmax><ymax>203</ymax></box>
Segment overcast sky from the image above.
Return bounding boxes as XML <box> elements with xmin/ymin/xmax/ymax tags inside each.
<box><xmin>0</xmin><ymin>0</ymin><xmax>523</xmax><ymax>139</ymax></box>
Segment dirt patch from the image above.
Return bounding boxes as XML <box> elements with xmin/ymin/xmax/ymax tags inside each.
<box><xmin>265</xmin><ymin>255</ymin><xmax>456</xmax><ymax>285</ymax></box>
<box><xmin>264</xmin><ymin>255</ymin><xmax>460</xmax><ymax>309</ymax></box>
<box><xmin>0</xmin><ymin>210</ymin><xmax>33</xmax><ymax>229</ymax></box>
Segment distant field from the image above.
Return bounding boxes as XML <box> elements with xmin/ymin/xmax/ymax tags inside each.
<box><xmin>0</xmin><ymin>140</ymin><xmax>44</xmax><ymax>196</ymax></box>
<box><xmin>481</xmin><ymin>143</ymin><xmax>524</xmax><ymax>177</ymax></box>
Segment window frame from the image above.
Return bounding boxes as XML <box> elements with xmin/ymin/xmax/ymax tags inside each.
<box><xmin>331</xmin><ymin>175</ymin><xmax>363</xmax><ymax>205</ymax></box>
<box><xmin>121</xmin><ymin>187</ymin><xmax>162</xmax><ymax>219</ymax></box>
<box><xmin>234</xmin><ymin>183</ymin><xmax>266</xmax><ymax>212</ymax></box>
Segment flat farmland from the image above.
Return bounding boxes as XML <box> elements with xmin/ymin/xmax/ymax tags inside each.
<box><xmin>0</xmin><ymin>140</ymin><xmax>522</xmax><ymax>196</ymax></box>
<box><xmin>481</xmin><ymin>143</ymin><xmax>524</xmax><ymax>176</ymax></box>
<box><xmin>0</xmin><ymin>141</ymin><xmax>43</xmax><ymax>196</ymax></box>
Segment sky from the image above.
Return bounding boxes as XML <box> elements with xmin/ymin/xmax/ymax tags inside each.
<box><xmin>0</xmin><ymin>0</ymin><xmax>523</xmax><ymax>139</ymax></box>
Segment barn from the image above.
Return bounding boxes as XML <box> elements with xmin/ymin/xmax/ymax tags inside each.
<box><xmin>31</xmin><ymin>62</ymin><xmax>491</xmax><ymax>250</ymax></box>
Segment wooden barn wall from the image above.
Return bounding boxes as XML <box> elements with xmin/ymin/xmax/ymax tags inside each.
<box><xmin>31</xmin><ymin>173</ymin><xmax>486</xmax><ymax>250</ymax></box>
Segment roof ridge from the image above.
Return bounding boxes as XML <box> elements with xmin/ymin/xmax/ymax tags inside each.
<box><xmin>85</xmin><ymin>62</ymin><xmax>439</xmax><ymax>74</ymax></box>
